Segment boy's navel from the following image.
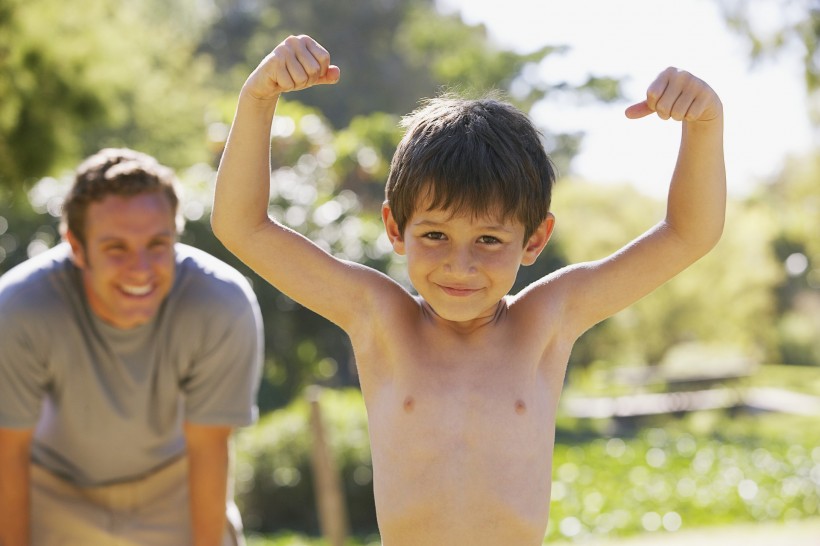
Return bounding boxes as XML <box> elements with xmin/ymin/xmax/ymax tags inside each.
<box><xmin>515</xmin><ymin>399</ymin><xmax>527</xmax><ymax>415</ymax></box>
<box><xmin>403</xmin><ymin>396</ymin><xmax>415</xmax><ymax>413</ymax></box>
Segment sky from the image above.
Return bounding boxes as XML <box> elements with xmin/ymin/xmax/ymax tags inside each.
<box><xmin>436</xmin><ymin>0</ymin><xmax>814</xmax><ymax>198</ymax></box>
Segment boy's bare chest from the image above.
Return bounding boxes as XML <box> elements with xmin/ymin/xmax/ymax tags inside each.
<box><xmin>358</xmin><ymin>326</ymin><xmax>562</xmax><ymax>541</ymax></box>
<box><xmin>360</xmin><ymin>320</ymin><xmax>561</xmax><ymax>449</ymax></box>
<box><xmin>354</xmin><ymin>312</ymin><xmax>568</xmax><ymax>414</ymax></box>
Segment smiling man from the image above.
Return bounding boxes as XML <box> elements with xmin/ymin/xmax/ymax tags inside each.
<box><xmin>0</xmin><ymin>148</ymin><xmax>263</xmax><ymax>546</ymax></box>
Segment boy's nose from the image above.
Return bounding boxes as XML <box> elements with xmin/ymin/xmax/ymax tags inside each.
<box><xmin>444</xmin><ymin>246</ymin><xmax>477</xmax><ymax>276</ymax></box>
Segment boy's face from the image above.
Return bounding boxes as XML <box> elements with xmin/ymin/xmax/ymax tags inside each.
<box><xmin>383</xmin><ymin>200</ymin><xmax>553</xmax><ymax>325</ymax></box>
<box><xmin>66</xmin><ymin>192</ymin><xmax>177</xmax><ymax>330</ymax></box>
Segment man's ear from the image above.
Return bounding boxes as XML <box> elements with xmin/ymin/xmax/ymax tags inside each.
<box><xmin>381</xmin><ymin>202</ymin><xmax>406</xmax><ymax>256</ymax></box>
<box><xmin>65</xmin><ymin>230</ymin><xmax>89</xmax><ymax>269</ymax></box>
<box><xmin>521</xmin><ymin>213</ymin><xmax>556</xmax><ymax>266</ymax></box>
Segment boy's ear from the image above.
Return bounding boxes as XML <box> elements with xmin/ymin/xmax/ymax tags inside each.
<box><xmin>521</xmin><ymin>213</ymin><xmax>555</xmax><ymax>266</ymax></box>
<box><xmin>381</xmin><ymin>202</ymin><xmax>406</xmax><ymax>255</ymax></box>
<box><xmin>65</xmin><ymin>230</ymin><xmax>89</xmax><ymax>269</ymax></box>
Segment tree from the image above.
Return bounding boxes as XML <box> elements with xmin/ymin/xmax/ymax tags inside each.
<box><xmin>719</xmin><ymin>0</ymin><xmax>820</xmax><ymax>123</ymax></box>
<box><xmin>753</xmin><ymin>153</ymin><xmax>820</xmax><ymax>365</ymax></box>
<box><xmin>198</xmin><ymin>0</ymin><xmax>609</xmax><ymax>128</ymax></box>
<box><xmin>547</xmin><ymin>180</ymin><xmax>783</xmax><ymax>368</ymax></box>
<box><xmin>0</xmin><ymin>0</ymin><xmax>216</xmax><ymax>193</ymax></box>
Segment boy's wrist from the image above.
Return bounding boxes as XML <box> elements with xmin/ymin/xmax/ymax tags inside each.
<box><xmin>238</xmin><ymin>84</ymin><xmax>280</xmax><ymax>114</ymax></box>
<box><xmin>683</xmin><ymin>112</ymin><xmax>724</xmax><ymax>134</ymax></box>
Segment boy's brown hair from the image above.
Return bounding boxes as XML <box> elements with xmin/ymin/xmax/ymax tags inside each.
<box><xmin>61</xmin><ymin>148</ymin><xmax>181</xmax><ymax>245</ymax></box>
<box><xmin>385</xmin><ymin>95</ymin><xmax>556</xmax><ymax>242</ymax></box>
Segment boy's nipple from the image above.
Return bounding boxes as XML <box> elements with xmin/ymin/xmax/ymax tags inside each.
<box><xmin>515</xmin><ymin>399</ymin><xmax>527</xmax><ymax>415</ymax></box>
<box><xmin>403</xmin><ymin>396</ymin><xmax>415</xmax><ymax>413</ymax></box>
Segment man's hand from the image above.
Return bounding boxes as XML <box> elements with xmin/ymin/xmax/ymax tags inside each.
<box><xmin>243</xmin><ymin>34</ymin><xmax>340</xmax><ymax>101</ymax></box>
<box><xmin>625</xmin><ymin>67</ymin><xmax>722</xmax><ymax>123</ymax></box>
<box><xmin>0</xmin><ymin>428</ymin><xmax>33</xmax><ymax>546</ymax></box>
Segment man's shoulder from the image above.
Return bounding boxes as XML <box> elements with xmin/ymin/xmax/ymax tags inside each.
<box><xmin>172</xmin><ymin>243</ymin><xmax>259</xmax><ymax>310</ymax></box>
<box><xmin>0</xmin><ymin>244</ymin><xmax>73</xmax><ymax>312</ymax></box>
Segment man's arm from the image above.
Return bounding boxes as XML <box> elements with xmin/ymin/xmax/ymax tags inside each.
<box><xmin>184</xmin><ymin>423</ymin><xmax>233</xmax><ymax>546</ymax></box>
<box><xmin>0</xmin><ymin>427</ymin><xmax>33</xmax><ymax>546</ymax></box>
<box><xmin>212</xmin><ymin>35</ymin><xmax>405</xmax><ymax>332</ymax></box>
<box><xmin>526</xmin><ymin>67</ymin><xmax>725</xmax><ymax>338</ymax></box>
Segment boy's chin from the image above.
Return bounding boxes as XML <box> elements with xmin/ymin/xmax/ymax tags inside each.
<box><xmin>423</xmin><ymin>300</ymin><xmax>500</xmax><ymax>326</ymax></box>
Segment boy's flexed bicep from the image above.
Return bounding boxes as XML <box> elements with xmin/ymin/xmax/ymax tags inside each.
<box><xmin>531</xmin><ymin>67</ymin><xmax>725</xmax><ymax>339</ymax></box>
<box><xmin>212</xmin><ymin>35</ymin><xmax>397</xmax><ymax>329</ymax></box>
<box><xmin>227</xmin><ymin>221</ymin><xmax>404</xmax><ymax>329</ymax></box>
<box><xmin>547</xmin><ymin>222</ymin><xmax>710</xmax><ymax>337</ymax></box>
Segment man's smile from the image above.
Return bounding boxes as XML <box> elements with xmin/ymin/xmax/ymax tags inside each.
<box><xmin>118</xmin><ymin>282</ymin><xmax>155</xmax><ymax>297</ymax></box>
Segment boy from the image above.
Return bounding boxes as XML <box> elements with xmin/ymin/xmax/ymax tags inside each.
<box><xmin>212</xmin><ymin>35</ymin><xmax>724</xmax><ymax>545</ymax></box>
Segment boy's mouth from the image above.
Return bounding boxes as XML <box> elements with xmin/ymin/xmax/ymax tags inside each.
<box><xmin>437</xmin><ymin>284</ymin><xmax>480</xmax><ymax>297</ymax></box>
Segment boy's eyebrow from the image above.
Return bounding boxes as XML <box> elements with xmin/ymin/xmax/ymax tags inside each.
<box><xmin>412</xmin><ymin>219</ymin><xmax>516</xmax><ymax>233</ymax></box>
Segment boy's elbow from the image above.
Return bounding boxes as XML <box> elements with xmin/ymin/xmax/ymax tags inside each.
<box><xmin>210</xmin><ymin>209</ymin><xmax>240</xmax><ymax>250</ymax></box>
<box><xmin>210</xmin><ymin>210</ymin><xmax>228</xmax><ymax>241</ymax></box>
<box><xmin>692</xmin><ymin>221</ymin><xmax>724</xmax><ymax>259</ymax></box>
<box><xmin>665</xmin><ymin>218</ymin><xmax>724</xmax><ymax>261</ymax></box>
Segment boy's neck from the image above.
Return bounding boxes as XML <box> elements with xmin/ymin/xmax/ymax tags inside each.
<box><xmin>419</xmin><ymin>297</ymin><xmax>507</xmax><ymax>335</ymax></box>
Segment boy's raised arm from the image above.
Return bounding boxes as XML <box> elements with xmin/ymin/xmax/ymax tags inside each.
<box><xmin>545</xmin><ymin>67</ymin><xmax>726</xmax><ymax>337</ymax></box>
<box><xmin>212</xmin><ymin>35</ymin><xmax>396</xmax><ymax>329</ymax></box>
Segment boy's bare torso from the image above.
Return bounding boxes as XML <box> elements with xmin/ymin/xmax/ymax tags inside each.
<box><xmin>354</xmin><ymin>295</ymin><xmax>572</xmax><ymax>546</ymax></box>
<box><xmin>211</xmin><ymin>35</ymin><xmax>725</xmax><ymax>546</ymax></box>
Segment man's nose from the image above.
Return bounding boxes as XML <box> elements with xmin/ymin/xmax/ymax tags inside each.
<box><xmin>128</xmin><ymin>250</ymin><xmax>152</xmax><ymax>272</ymax></box>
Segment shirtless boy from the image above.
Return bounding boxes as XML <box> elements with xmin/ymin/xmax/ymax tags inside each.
<box><xmin>212</xmin><ymin>35</ymin><xmax>725</xmax><ymax>545</ymax></box>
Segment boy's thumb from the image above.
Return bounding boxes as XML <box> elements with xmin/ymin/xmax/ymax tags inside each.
<box><xmin>625</xmin><ymin>101</ymin><xmax>653</xmax><ymax>119</ymax></box>
<box><xmin>320</xmin><ymin>65</ymin><xmax>341</xmax><ymax>85</ymax></box>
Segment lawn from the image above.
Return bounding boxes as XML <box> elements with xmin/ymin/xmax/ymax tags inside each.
<box><xmin>241</xmin><ymin>366</ymin><xmax>820</xmax><ymax>544</ymax></box>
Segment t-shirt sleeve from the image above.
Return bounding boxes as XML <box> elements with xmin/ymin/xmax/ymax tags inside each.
<box><xmin>0</xmin><ymin>306</ymin><xmax>48</xmax><ymax>429</ymax></box>
<box><xmin>181</xmin><ymin>291</ymin><xmax>263</xmax><ymax>427</ymax></box>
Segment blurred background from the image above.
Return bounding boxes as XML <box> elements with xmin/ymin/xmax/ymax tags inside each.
<box><xmin>1</xmin><ymin>0</ymin><xmax>818</xmax><ymax>544</ymax></box>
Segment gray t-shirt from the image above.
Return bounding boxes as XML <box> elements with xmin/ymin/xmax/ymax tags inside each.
<box><xmin>0</xmin><ymin>243</ymin><xmax>263</xmax><ymax>486</ymax></box>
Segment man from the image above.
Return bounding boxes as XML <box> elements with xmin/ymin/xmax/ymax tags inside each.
<box><xmin>0</xmin><ymin>148</ymin><xmax>263</xmax><ymax>546</ymax></box>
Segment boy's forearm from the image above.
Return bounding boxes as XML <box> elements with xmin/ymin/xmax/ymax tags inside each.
<box><xmin>665</xmin><ymin>116</ymin><xmax>726</xmax><ymax>253</ymax></box>
<box><xmin>212</xmin><ymin>90</ymin><xmax>280</xmax><ymax>247</ymax></box>
<box><xmin>213</xmin><ymin>36</ymin><xmax>338</xmax><ymax>252</ymax></box>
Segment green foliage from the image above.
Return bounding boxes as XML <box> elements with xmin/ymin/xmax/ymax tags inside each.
<box><xmin>248</xmin><ymin>534</ymin><xmax>379</xmax><ymax>546</ymax></box>
<box><xmin>719</xmin><ymin>0</ymin><xmax>819</xmax><ymax>123</ymax></box>
<box><xmin>0</xmin><ymin>0</ymin><xmax>216</xmax><ymax>191</ymax></box>
<box><xmin>750</xmin><ymin>152</ymin><xmax>820</xmax><ymax>365</ymax></box>
<box><xmin>200</xmin><ymin>0</ymin><xmax>575</xmax><ymax>130</ymax></box>
<box><xmin>237</xmin><ymin>386</ymin><xmax>820</xmax><ymax>543</ymax></box>
<box><xmin>234</xmin><ymin>388</ymin><xmax>376</xmax><ymax>535</ymax></box>
<box><xmin>547</xmin><ymin>414</ymin><xmax>820</xmax><ymax>541</ymax></box>
<box><xmin>549</xmin><ymin>180</ymin><xmax>785</xmax><ymax>367</ymax></box>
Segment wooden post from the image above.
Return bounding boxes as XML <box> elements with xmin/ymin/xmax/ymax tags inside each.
<box><xmin>306</xmin><ymin>386</ymin><xmax>349</xmax><ymax>546</ymax></box>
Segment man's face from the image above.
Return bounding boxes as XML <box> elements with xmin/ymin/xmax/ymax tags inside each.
<box><xmin>67</xmin><ymin>192</ymin><xmax>177</xmax><ymax>329</ymax></box>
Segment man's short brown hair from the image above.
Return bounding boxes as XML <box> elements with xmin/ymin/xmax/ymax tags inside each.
<box><xmin>61</xmin><ymin>148</ymin><xmax>181</xmax><ymax>245</ymax></box>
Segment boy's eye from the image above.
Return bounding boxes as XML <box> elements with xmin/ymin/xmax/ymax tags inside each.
<box><xmin>422</xmin><ymin>232</ymin><xmax>446</xmax><ymax>241</ymax></box>
<box><xmin>478</xmin><ymin>235</ymin><xmax>501</xmax><ymax>245</ymax></box>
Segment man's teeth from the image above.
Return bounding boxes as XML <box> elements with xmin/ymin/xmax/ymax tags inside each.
<box><xmin>120</xmin><ymin>284</ymin><xmax>153</xmax><ymax>296</ymax></box>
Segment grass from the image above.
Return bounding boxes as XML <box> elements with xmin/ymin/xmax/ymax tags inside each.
<box><xmin>246</xmin><ymin>409</ymin><xmax>820</xmax><ymax>545</ymax></box>
<box><xmin>243</xmin><ymin>365</ymin><xmax>820</xmax><ymax>544</ymax></box>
